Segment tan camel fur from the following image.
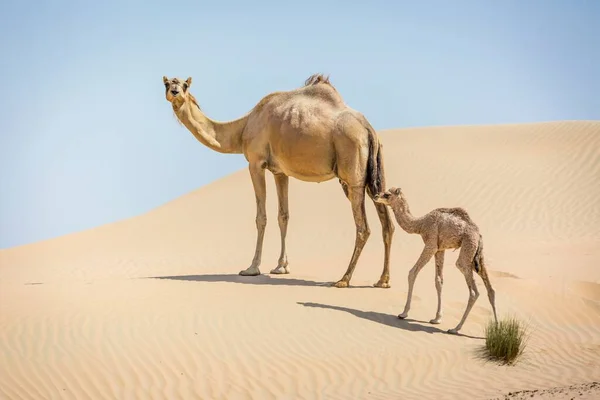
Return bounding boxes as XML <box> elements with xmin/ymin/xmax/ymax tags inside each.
<box><xmin>374</xmin><ymin>187</ymin><xmax>498</xmax><ymax>334</ymax></box>
<box><xmin>162</xmin><ymin>74</ymin><xmax>395</xmax><ymax>288</ymax></box>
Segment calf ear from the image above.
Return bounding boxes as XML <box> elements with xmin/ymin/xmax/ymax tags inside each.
<box><xmin>163</xmin><ymin>76</ymin><xmax>169</xmax><ymax>85</ymax></box>
<box><xmin>184</xmin><ymin>77</ymin><xmax>192</xmax><ymax>89</ymax></box>
<box><xmin>392</xmin><ymin>187</ymin><xmax>401</xmax><ymax>196</ymax></box>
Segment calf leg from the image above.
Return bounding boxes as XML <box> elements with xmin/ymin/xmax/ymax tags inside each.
<box><xmin>430</xmin><ymin>250</ymin><xmax>445</xmax><ymax>324</ymax></box>
<box><xmin>398</xmin><ymin>244</ymin><xmax>437</xmax><ymax>319</ymax></box>
<box><xmin>448</xmin><ymin>242</ymin><xmax>480</xmax><ymax>334</ymax></box>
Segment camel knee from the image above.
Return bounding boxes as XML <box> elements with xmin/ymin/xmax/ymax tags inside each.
<box><xmin>382</xmin><ymin>221</ymin><xmax>395</xmax><ymax>241</ymax></box>
<box><xmin>376</xmin><ymin>205</ymin><xmax>395</xmax><ymax>236</ymax></box>
<box><xmin>277</xmin><ymin>211</ymin><xmax>289</xmax><ymax>226</ymax></box>
<box><xmin>256</xmin><ymin>215</ymin><xmax>267</xmax><ymax>229</ymax></box>
<box><xmin>469</xmin><ymin>288</ymin><xmax>480</xmax><ymax>302</ymax></box>
<box><xmin>435</xmin><ymin>275</ymin><xmax>443</xmax><ymax>290</ymax></box>
<box><xmin>357</xmin><ymin>226</ymin><xmax>371</xmax><ymax>243</ymax></box>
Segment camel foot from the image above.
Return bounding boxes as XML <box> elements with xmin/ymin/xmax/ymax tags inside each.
<box><xmin>429</xmin><ymin>318</ymin><xmax>442</xmax><ymax>325</ymax></box>
<box><xmin>239</xmin><ymin>266</ymin><xmax>261</xmax><ymax>276</ymax></box>
<box><xmin>447</xmin><ymin>328</ymin><xmax>459</xmax><ymax>335</ymax></box>
<box><xmin>398</xmin><ymin>312</ymin><xmax>408</xmax><ymax>320</ymax></box>
<box><xmin>373</xmin><ymin>280</ymin><xmax>391</xmax><ymax>288</ymax></box>
<box><xmin>269</xmin><ymin>265</ymin><xmax>289</xmax><ymax>275</ymax></box>
<box><xmin>332</xmin><ymin>280</ymin><xmax>349</xmax><ymax>288</ymax></box>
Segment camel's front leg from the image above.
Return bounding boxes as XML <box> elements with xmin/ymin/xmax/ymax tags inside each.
<box><xmin>398</xmin><ymin>244</ymin><xmax>437</xmax><ymax>319</ymax></box>
<box><xmin>239</xmin><ymin>163</ymin><xmax>267</xmax><ymax>276</ymax></box>
<box><xmin>430</xmin><ymin>250</ymin><xmax>445</xmax><ymax>324</ymax></box>
<box><xmin>334</xmin><ymin>186</ymin><xmax>370</xmax><ymax>288</ymax></box>
<box><xmin>270</xmin><ymin>174</ymin><xmax>290</xmax><ymax>274</ymax></box>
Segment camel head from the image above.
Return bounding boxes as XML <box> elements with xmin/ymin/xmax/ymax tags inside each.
<box><xmin>163</xmin><ymin>76</ymin><xmax>193</xmax><ymax>104</ymax></box>
<box><xmin>373</xmin><ymin>187</ymin><xmax>404</xmax><ymax>206</ymax></box>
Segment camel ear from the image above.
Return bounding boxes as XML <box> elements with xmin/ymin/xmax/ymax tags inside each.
<box><xmin>392</xmin><ymin>187</ymin><xmax>401</xmax><ymax>196</ymax></box>
<box><xmin>163</xmin><ymin>76</ymin><xmax>169</xmax><ymax>85</ymax></box>
<box><xmin>184</xmin><ymin>77</ymin><xmax>192</xmax><ymax>88</ymax></box>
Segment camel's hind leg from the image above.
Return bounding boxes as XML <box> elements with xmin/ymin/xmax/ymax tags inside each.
<box><xmin>448</xmin><ymin>241</ymin><xmax>480</xmax><ymax>334</ymax></box>
<box><xmin>430</xmin><ymin>250</ymin><xmax>445</xmax><ymax>324</ymax></box>
<box><xmin>333</xmin><ymin>185</ymin><xmax>370</xmax><ymax>288</ymax></box>
<box><xmin>476</xmin><ymin>249</ymin><xmax>498</xmax><ymax>324</ymax></box>
<box><xmin>367</xmin><ymin>188</ymin><xmax>395</xmax><ymax>288</ymax></box>
<box><xmin>339</xmin><ymin>179</ymin><xmax>349</xmax><ymax>199</ymax></box>
<box><xmin>270</xmin><ymin>173</ymin><xmax>290</xmax><ymax>274</ymax></box>
<box><xmin>398</xmin><ymin>243</ymin><xmax>437</xmax><ymax>319</ymax></box>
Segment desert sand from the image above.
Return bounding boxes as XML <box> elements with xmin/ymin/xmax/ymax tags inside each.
<box><xmin>1</xmin><ymin>120</ymin><xmax>599</xmax><ymax>400</ymax></box>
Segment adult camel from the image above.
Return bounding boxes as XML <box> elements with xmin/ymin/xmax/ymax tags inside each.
<box><xmin>162</xmin><ymin>73</ymin><xmax>395</xmax><ymax>288</ymax></box>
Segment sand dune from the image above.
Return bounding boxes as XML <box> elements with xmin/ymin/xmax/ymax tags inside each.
<box><xmin>1</xmin><ymin>120</ymin><xmax>599</xmax><ymax>399</ymax></box>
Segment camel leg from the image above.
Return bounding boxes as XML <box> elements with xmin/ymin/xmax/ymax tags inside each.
<box><xmin>333</xmin><ymin>185</ymin><xmax>370</xmax><ymax>288</ymax></box>
<box><xmin>448</xmin><ymin>244</ymin><xmax>480</xmax><ymax>334</ymax></box>
<box><xmin>339</xmin><ymin>179</ymin><xmax>349</xmax><ymax>199</ymax></box>
<box><xmin>398</xmin><ymin>244</ymin><xmax>437</xmax><ymax>319</ymax></box>
<box><xmin>239</xmin><ymin>163</ymin><xmax>267</xmax><ymax>276</ymax></box>
<box><xmin>367</xmin><ymin>189</ymin><xmax>395</xmax><ymax>288</ymax></box>
<box><xmin>270</xmin><ymin>174</ymin><xmax>290</xmax><ymax>274</ymax></box>
<box><xmin>448</xmin><ymin>266</ymin><xmax>479</xmax><ymax>334</ymax></box>
<box><xmin>430</xmin><ymin>250</ymin><xmax>445</xmax><ymax>324</ymax></box>
<box><xmin>477</xmin><ymin>260</ymin><xmax>498</xmax><ymax>324</ymax></box>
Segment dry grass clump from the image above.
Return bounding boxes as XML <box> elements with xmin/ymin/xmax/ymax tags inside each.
<box><xmin>484</xmin><ymin>316</ymin><xmax>529</xmax><ymax>365</ymax></box>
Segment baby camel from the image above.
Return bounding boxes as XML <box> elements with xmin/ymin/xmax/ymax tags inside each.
<box><xmin>374</xmin><ymin>187</ymin><xmax>498</xmax><ymax>334</ymax></box>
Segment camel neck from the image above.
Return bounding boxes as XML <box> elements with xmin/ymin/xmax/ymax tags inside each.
<box><xmin>173</xmin><ymin>100</ymin><xmax>245</xmax><ymax>154</ymax></box>
<box><xmin>390</xmin><ymin>201</ymin><xmax>420</xmax><ymax>234</ymax></box>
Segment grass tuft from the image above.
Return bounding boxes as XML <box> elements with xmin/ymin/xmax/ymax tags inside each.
<box><xmin>484</xmin><ymin>316</ymin><xmax>529</xmax><ymax>365</ymax></box>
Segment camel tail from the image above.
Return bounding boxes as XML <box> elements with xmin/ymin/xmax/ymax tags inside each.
<box><xmin>366</xmin><ymin>126</ymin><xmax>384</xmax><ymax>196</ymax></box>
<box><xmin>473</xmin><ymin>234</ymin><xmax>484</xmax><ymax>274</ymax></box>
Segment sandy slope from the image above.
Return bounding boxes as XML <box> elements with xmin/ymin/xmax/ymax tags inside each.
<box><xmin>1</xmin><ymin>120</ymin><xmax>599</xmax><ymax>400</ymax></box>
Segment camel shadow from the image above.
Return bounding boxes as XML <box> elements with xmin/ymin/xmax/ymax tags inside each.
<box><xmin>147</xmin><ymin>274</ymin><xmax>374</xmax><ymax>288</ymax></box>
<box><xmin>298</xmin><ymin>302</ymin><xmax>484</xmax><ymax>339</ymax></box>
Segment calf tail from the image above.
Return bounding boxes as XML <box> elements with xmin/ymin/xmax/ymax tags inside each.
<box><xmin>473</xmin><ymin>234</ymin><xmax>483</xmax><ymax>273</ymax></box>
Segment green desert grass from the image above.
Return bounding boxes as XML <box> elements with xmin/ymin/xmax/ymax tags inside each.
<box><xmin>483</xmin><ymin>316</ymin><xmax>530</xmax><ymax>365</ymax></box>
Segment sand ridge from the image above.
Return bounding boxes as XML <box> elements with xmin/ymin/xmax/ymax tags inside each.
<box><xmin>1</xmin><ymin>120</ymin><xmax>599</xmax><ymax>399</ymax></box>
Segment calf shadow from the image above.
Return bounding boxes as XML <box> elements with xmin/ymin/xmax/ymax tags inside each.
<box><xmin>147</xmin><ymin>274</ymin><xmax>373</xmax><ymax>288</ymax></box>
<box><xmin>298</xmin><ymin>302</ymin><xmax>484</xmax><ymax>339</ymax></box>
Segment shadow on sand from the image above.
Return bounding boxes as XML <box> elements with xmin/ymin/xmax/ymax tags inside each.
<box><xmin>298</xmin><ymin>302</ymin><xmax>484</xmax><ymax>339</ymax></box>
<box><xmin>147</xmin><ymin>274</ymin><xmax>374</xmax><ymax>288</ymax></box>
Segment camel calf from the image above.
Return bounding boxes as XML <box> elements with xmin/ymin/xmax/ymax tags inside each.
<box><xmin>374</xmin><ymin>187</ymin><xmax>498</xmax><ymax>334</ymax></box>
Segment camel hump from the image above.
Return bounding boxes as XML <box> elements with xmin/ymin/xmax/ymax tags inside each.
<box><xmin>304</xmin><ymin>73</ymin><xmax>332</xmax><ymax>87</ymax></box>
<box><xmin>437</xmin><ymin>207</ymin><xmax>475</xmax><ymax>225</ymax></box>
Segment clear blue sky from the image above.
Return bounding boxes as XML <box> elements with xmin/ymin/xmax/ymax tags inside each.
<box><xmin>1</xmin><ymin>0</ymin><xmax>598</xmax><ymax>249</ymax></box>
